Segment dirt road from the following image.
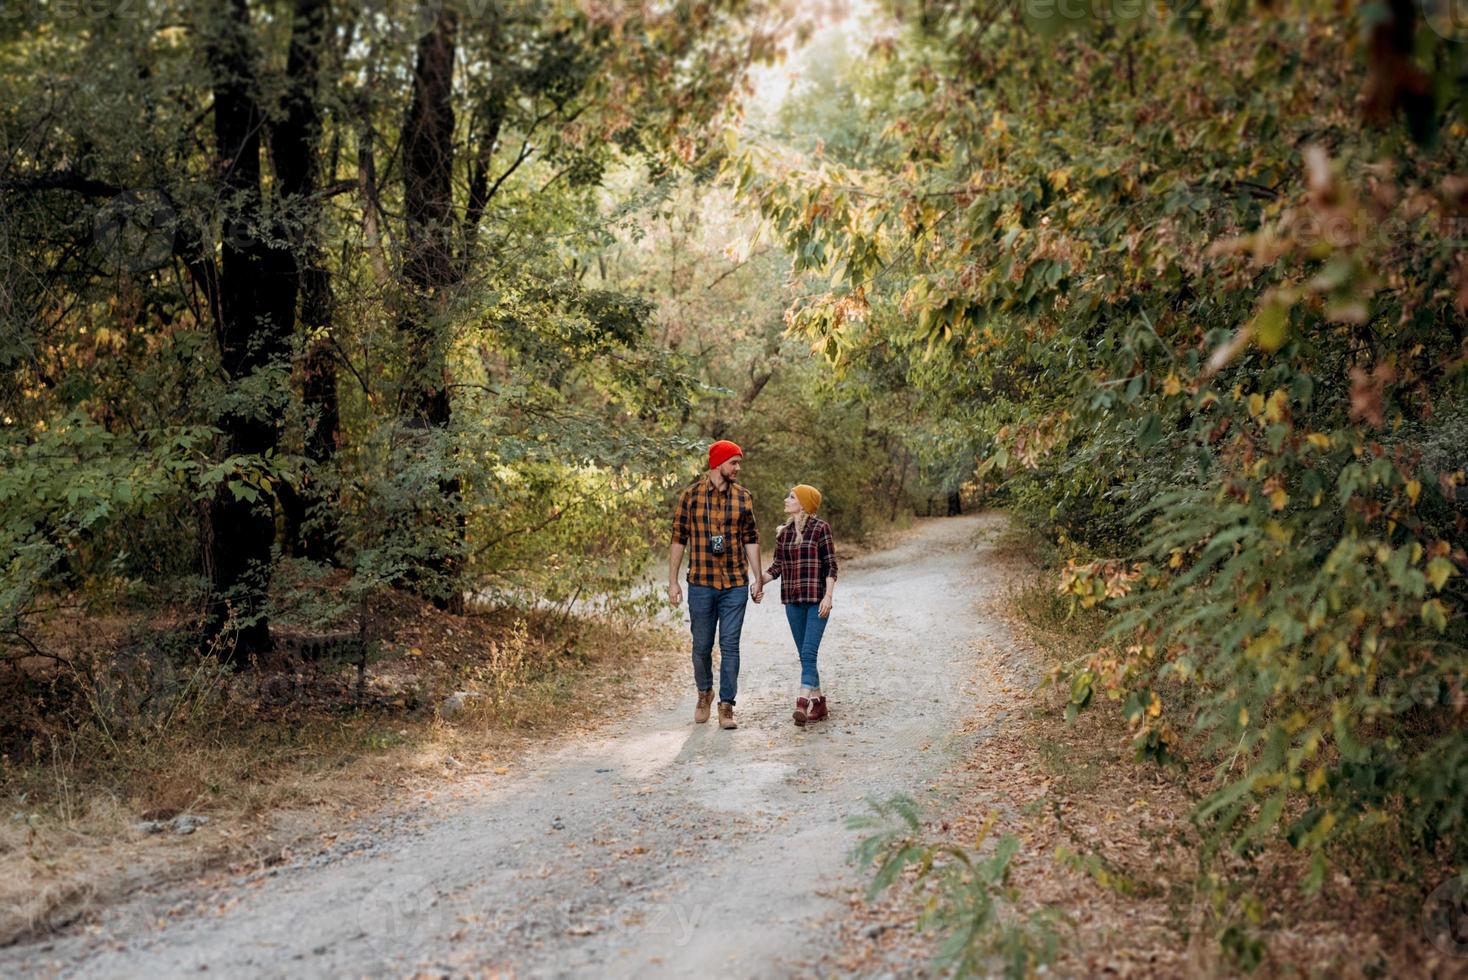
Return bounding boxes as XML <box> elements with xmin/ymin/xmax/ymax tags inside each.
<box><xmin>6</xmin><ymin>514</ymin><xmax>1017</xmax><ymax>978</ymax></box>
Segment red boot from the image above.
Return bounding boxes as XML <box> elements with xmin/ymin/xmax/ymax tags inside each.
<box><xmin>807</xmin><ymin>696</ymin><xmax>828</xmax><ymax>723</ymax></box>
<box><xmin>793</xmin><ymin>696</ymin><xmax>810</xmax><ymax>727</ymax></box>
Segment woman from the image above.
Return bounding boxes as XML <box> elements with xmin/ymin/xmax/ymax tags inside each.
<box><xmin>762</xmin><ymin>484</ymin><xmax>838</xmax><ymax>726</ymax></box>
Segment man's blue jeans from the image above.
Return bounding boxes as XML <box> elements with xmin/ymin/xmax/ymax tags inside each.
<box><xmin>687</xmin><ymin>584</ymin><xmax>747</xmax><ymax>705</ymax></box>
<box><xmin>784</xmin><ymin>602</ymin><xmax>828</xmax><ymax>689</ymax></box>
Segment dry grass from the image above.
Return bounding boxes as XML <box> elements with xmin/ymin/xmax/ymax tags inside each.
<box><xmin>0</xmin><ymin>591</ymin><xmax>682</xmax><ymax>946</ymax></box>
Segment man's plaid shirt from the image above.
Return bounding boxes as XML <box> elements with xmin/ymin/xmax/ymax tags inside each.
<box><xmin>672</xmin><ymin>475</ymin><xmax>759</xmax><ymax>589</ymax></box>
<box><xmin>766</xmin><ymin>517</ymin><xmax>838</xmax><ymax>604</ymax></box>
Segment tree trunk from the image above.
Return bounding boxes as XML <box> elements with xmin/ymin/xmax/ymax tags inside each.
<box><xmin>889</xmin><ymin>448</ymin><xmax>911</xmax><ymax>522</ymax></box>
<box><xmin>201</xmin><ymin>0</ymin><xmax>301</xmax><ymax>661</ymax></box>
<box><xmin>297</xmin><ymin>264</ymin><xmax>339</xmax><ymax>562</ymax></box>
<box><xmin>271</xmin><ymin>0</ymin><xmax>340</xmax><ymax>564</ymax></box>
<box><xmin>400</xmin><ymin>8</ymin><xmax>463</xmax><ymax>611</ymax></box>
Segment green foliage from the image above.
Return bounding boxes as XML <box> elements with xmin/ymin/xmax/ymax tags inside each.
<box><xmin>739</xmin><ymin>0</ymin><xmax>1468</xmax><ymax>895</ymax></box>
<box><xmin>0</xmin><ymin>0</ymin><xmax>789</xmax><ymax>672</ymax></box>
<box><xmin>598</xmin><ymin>175</ymin><xmax>932</xmax><ymax>540</ymax></box>
<box><xmin>849</xmin><ymin>795</ymin><xmax>1061</xmax><ymax>978</ymax></box>
<box><xmin>0</xmin><ymin>415</ymin><xmax>212</xmax><ymax>629</ymax></box>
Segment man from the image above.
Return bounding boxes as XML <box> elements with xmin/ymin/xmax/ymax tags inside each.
<box><xmin>668</xmin><ymin>439</ymin><xmax>763</xmax><ymax>730</ymax></box>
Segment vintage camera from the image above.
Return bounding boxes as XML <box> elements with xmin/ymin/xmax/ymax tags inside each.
<box><xmin>709</xmin><ymin>533</ymin><xmax>726</xmax><ymax>555</ymax></box>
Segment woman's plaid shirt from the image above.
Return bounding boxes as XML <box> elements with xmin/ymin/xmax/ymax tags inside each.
<box><xmin>766</xmin><ymin>517</ymin><xmax>838</xmax><ymax>604</ymax></box>
<box><xmin>672</xmin><ymin>475</ymin><xmax>759</xmax><ymax>589</ymax></box>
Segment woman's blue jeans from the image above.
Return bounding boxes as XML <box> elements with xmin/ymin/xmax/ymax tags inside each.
<box><xmin>784</xmin><ymin>602</ymin><xmax>828</xmax><ymax>689</ymax></box>
<box><xmin>687</xmin><ymin>584</ymin><xmax>747</xmax><ymax>705</ymax></box>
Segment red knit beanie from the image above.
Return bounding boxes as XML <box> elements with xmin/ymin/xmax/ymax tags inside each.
<box><xmin>708</xmin><ymin>439</ymin><xmax>743</xmax><ymax>470</ymax></box>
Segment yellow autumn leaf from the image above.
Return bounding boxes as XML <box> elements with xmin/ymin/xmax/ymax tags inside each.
<box><xmin>1265</xmin><ymin>389</ymin><xmax>1288</xmax><ymax>423</ymax></box>
<box><xmin>1162</xmin><ymin>372</ymin><xmax>1182</xmax><ymax>396</ymax></box>
<box><xmin>1405</xmin><ymin>479</ymin><xmax>1421</xmax><ymax>504</ymax></box>
<box><xmin>1247</xmin><ymin>392</ymin><xmax>1265</xmax><ymax>418</ymax></box>
<box><xmin>1306</xmin><ymin>432</ymin><xmax>1331</xmax><ymax>451</ymax></box>
<box><xmin>1427</xmin><ymin>557</ymin><xmax>1454</xmax><ymax>592</ymax></box>
<box><xmin>1269</xmin><ymin>487</ymin><xmax>1288</xmax><ymax>510</ymax></box>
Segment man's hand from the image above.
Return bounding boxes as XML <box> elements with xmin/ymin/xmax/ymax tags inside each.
<box><xmin>750</xmin><ymin>579</ymin><xmax>764</xmax><ymax>604</ymax></box>
<box><xmin>668</xmin><ymin>541</ymin><xmax>685</xmax><ymax>607</ymax></box>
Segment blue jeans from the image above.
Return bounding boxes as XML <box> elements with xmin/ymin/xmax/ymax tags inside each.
<box><xmin>784</xmin><ymin>602</ymin><xmax>829</xmax><ymax>689</ymax></box>
<box><xmin>687</xmin><ymin>584</ymin><xmax>748</xmax><ymax>705</ymax></box>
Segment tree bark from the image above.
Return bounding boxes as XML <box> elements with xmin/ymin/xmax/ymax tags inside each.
<box><xmin>271</xmin><ymin>0</ymin><xmax>340</xmax><ymax>564</ymax></box>
<box><xmin>400</xmin><ymin>8</ymin><xmax>463</xmax><ymax>611</ymax></box>
<box><xmin>889</xmin><ymin>448</ymin><xmax>911</xmax><ymax>522</ymax></box>
<box><xmin>202</xmin><ymin>0</ymin><xmax>301</xmax><ymax>661</ymax></box>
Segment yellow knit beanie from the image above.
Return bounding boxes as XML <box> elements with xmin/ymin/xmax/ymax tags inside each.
<box><xmin>792</xmin><ymin>484</ymin><xmax>822</xmax><ymax>515</ymax></box>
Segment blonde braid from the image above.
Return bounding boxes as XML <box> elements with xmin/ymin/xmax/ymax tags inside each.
<box><xmin>779</xmin><ymin>510</ymin><xmax>811</xmax><ymax>544</ymax></box>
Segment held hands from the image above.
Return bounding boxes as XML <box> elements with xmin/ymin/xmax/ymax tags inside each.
<box><xmin>750</xmin><ymin>578</ymin><xmax>764</xmax><ymax>604</ymax></box>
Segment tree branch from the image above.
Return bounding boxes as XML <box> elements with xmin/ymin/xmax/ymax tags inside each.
<box><xmin>0</xmin><ymin>170</ymin><xmax>121</xmax><ymax>197</ymax></box>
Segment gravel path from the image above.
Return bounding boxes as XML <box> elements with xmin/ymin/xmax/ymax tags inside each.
<box><xmin>6</xmin><ymin>514</ymin><xmax>1012</xmax><ymax>979</ymax></box>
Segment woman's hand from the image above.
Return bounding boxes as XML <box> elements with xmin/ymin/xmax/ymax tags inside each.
<box><xmin>761</xmin><ymin>571</ymin><xmax>774</xmax><ymax>585</ymax></box>
<box><xmin>818</xmin><ymin>593</ymin><xmax>833</xmax><ymax>618</ymax></box>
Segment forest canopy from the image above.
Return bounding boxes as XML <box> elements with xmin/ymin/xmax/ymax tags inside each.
<box><xmin>2</xmin><ymin>0</ymin><xmax>797</xmax><ymax>659</ymax></box>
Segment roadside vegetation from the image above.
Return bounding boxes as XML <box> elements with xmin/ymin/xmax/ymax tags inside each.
<box><xmin>748</xmin><ymin>2</ymin><xmax>1467</xmax><ymax>974</ymax></box>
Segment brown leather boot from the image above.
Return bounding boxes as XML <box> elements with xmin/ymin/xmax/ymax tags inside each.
<box><xmin>793</xmin><ymin>696</ymin><xmax>810</xmax><ymax>727</ymax></box>
<box><xmin>718</xmin><ymin>702</ymin><xmax>737</xmax><ymax>730</ymax></box>
<box><xmin>807</xmin><ymin>696</ymin><xmax>828</xmax><ymax>723</ymax></box>
<box><xmin>695</xmin><ymin>689</ymin><xmax>714</xmax><ymax>724</ymax></box>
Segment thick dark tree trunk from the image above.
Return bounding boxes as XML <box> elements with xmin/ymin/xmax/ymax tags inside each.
<box><xmin>400</xmin><ymin>9</ymin><xmax>463</xmax><ymax>611</ymax></box>
<box><xmin>201</xmin><ymin>0</ymin><xmax>302</xmax><ymax>661</ymax></box>
<box><xmin>295</xmin><ymin>263</ymin><xmax>340</xmax><ymax>562</ymax></box>
<box><xmin>271</xmin><ymin>0</ymin><xmax>340</xmax><ymax>564</ymax></box>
